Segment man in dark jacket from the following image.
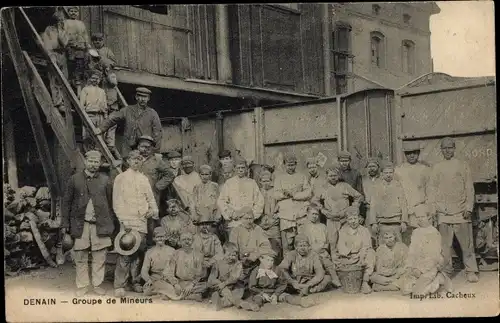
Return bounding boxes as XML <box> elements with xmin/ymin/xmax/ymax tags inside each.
<box><xmin>337</xmin><ymin>150</ymin><xmax>364</xmax><ymax>196</ymax></box>
<box><xmin>95</xmin><ymin>87</ymin><xmax>162</xmax><ymax>158</ymax></box>
<box><xmin>61</xmin><ymin>150</ymin><xmax>115</xmax><ymax>297</ymax></box>
<box><xmin>136</xmin><ymin>135</ymin><xmax>175</xmax><ymax>246</ymax></box>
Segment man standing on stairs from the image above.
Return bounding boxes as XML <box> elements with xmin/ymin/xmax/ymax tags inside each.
<box><xmin>95</xmin><ymin>87</ymin><xmax>163</xmax><ymax>159</ymax></box>
<box><xmin>41</xmin><ymin>11</ymin><xmax>68</xmax><ymax>112</ymax></box>
<box><xmin>63</xmin><ymin>6</ymin><xmax>91</xmax><ymax>94</ymax></box>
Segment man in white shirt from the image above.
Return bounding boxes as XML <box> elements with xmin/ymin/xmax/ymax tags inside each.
<box><xmin>395</xmin><ymin>142</ymin><xmax>430</xmax><ymax>245</ymax></box>
<box><xmin>113</xmin><ymin>150</ymin><xmax>159</xmax><ymax>297</ymax></box>
<box><xmin>217</xmin><ymin>157</ymin><xmax>264</xmax><ymax>239</ymax></box>
<box><xmin>428</xmin><ymin>137</ymin><xmax>479</xmax><ymax>283</ymax></box>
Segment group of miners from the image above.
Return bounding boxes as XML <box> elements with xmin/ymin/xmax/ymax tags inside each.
<box><xmin>42</xmin><ymin>6</ymin><xmax>481</xmax><ymax>311</ymax></box>
<box><xmin>61</xmin><ymin>134</ymin><xmax>478</xmax><ymax>311</ymax></box>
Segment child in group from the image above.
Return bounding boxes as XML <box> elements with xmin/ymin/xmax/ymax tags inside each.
<box><xmin>161</xmin><ymin>199</ymin><xmax>196</xmax><ymax>249</ymax></box>
<box><xmin>141</xmin><ymin>227</ymin><xmax>176</xmax><ymax>296</ymax></box>
<box><xmin>301</xmin><ymin>204</ymin><xmax>341</xmax><ymax>287</ymax></box>
<box><xmin>247</xmin><ymin>250</ymin><xmax>288</xmax><ymax>309</ymax></box>
<box><xmin>208</xmin><ymin>242</ymin><xmax>259</xmax><ymax>311</ymax></box>
<box><xmin>192</xmin><ymin>220</ymin><xmax>224</xmax><ymax>277</ymax></box>
<box><xmin>312</xmin><ymin>165</ymin><xmax>363</xmax><ymax>256</ymax></box>
<box><xmin>255</xmin><ymin>170</ymin><xmax>282</xmax><ymax>264</ymax></box>
<box><xmin>334</xmin><ymin>207</ymin><xmax>375</xmax><ymax>294</ymax></box>
<box><xmin>79</xmin><ymin>69</ymin><xmax>107</xmax><ymax>152</ymax></box>
<box><xmin>370</xmin><ymin>231</ymin><xmax>408</xmax><ymax>292</ymax></box>
<box><xmin>368</xmin><ymin>161</ymin><xmax>408</xmax><ymax>247</ymax></box>
<box><xmin>191</xmin><ymin>165</ymin><xmax>221</xmax><ymax>235</ymax></box>
<box><xmin>91</xmin><ymin>32</ymin><xmax>116</xmax><ymax>70</ymax></box>
<box><xmin>278</xmin><ymin>234</ymin><xmax>330</xmax><ymax>307</ymax></box>
<box><xmin>160</xmin><ymin>232</ymin><xmax>208</xmax><ymax>301</ymax></box>
<box><xmin>401</xmin><ymin>209</ymin><xmax>453</xmax><ymax>296</ymax></box>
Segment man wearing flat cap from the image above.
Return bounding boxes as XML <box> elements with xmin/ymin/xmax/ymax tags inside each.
<box><xmin>428</xmin><ymin>137</ymin><xmax>479</xmax><ymax>283</ymax></box>
<box><xmin>395</xmin><ymin>142</ymin><xmax>431</xmax><ymax>245</ymax></box>
<box><xmin>136</xmin><ymin>135</ymin><xmax>175</xmax><ymax>246</ymax></box>
<box><xmin>96</xmin><ymin>86</ymin><xmax>162</xmax><ymax>158</ymax></box>
<box><xmin>338</xmin><ymin>150</ymin><xmax>364</xmax><ymax>195</ymax></box>
<box><xmin>61</xmin><ymin>150</ymin><xmax>115</xmax><ymax>297</ymax></box>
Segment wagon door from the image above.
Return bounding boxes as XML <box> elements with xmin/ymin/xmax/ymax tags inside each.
<box><xmin>397</xmin><ymin>73</ymin><xmax>497</xmax><ymax>183</ymax></box>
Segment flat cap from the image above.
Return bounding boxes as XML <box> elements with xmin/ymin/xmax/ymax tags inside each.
<box><xmin>136</xmin><ymin>87</ymin><xmax>152</xmax><ymax>95</ymax></box>
<box><xmin>234</xmin><ymin>156</ymin><xmax>247</xmax><ymax>166</ymax></box>
<box><xmin>402</xmin><ymin>141</ymin><xmax>422</xmax><ymax>152</ymax></box>
<box><xmin>259</xmin><ymin>170</ymin><xmax>273</xmax><ymax>180</ymax></box>
<box><xmin>136</xmin><ymin>135</ymin><xmax>155</xmax><ymax>145</ymax></box>
<box><xmin>91</xmin><ymin>32</ymin><xmax>104</xmax><ymax>40</ymax></box>
<box><xmin>294</xmin><ymin>234</ymin><xmax>310</xmax><ymax>245</ymax></box>
<box><xmin>306</xmin><ymin>157</ymin><xmax>318</xmax><ymax>166</ymax></box>
<box><xmin>218</xmin><ymin>150</ymin><xmax>232</xmax><ymax>159</ymax></box>
<box><xmin>338</xmin><ymin>151</ymin><xmax>352</xmax><ymax>159</ymax></box>
<box><xmin>381</xmin><ymin>160</ymin><xmax>395</xmax><ymax>170</ymax></box>
<box><xmin>85</xmin><ymin>150</ymin><xmax>102</xmax><ymax>159</ymax></box>
<box><xmin>199</xmin><ymin>164</ymin><xmax>212</xmax><ymax>172</ymax></box>
<box><xmin>440</xmin><ymin>137</ymin><xmax>455</xmax><ymax>148</ymax></box>
<box><xmin>283</xmin><ymin>152</ymin><xmax>297</xmax><ymax>163</ymax></box>
<box><xmin>165</xmin><ymin>150</ymin><xmax>182</xmax><ymax>159</ymax></box>
<box><xmin>365</xmin><ymin>157</ymin><xmax>380</xmax><ymax>168</ymax></box>
<box><xmin>181</xmin><ymin>155</ymin><xmax>194</xmax><ymax>164</ymax></box>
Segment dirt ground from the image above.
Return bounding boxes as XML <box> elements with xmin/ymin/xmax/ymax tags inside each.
<box><xmin>5</xmin><ymin>262</ymin><xmax>499</xmax><ymax>321</ymax></box>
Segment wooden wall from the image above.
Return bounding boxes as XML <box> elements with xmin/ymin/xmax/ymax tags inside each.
<box><xmin>228</xmin><ymin>4</ymin><xmax>325</xmax><ymax>95</ymax></box>
<box><xmin>97</xmin><ymin>5</ymin><xmax>217</xmax><ymax>80</ymax></box>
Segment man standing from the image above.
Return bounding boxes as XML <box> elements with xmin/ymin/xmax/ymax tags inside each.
<box><xmin>362</xmin><ymin>158</ymin><xmax>381</xmax><ymax>225</ymax></box>
<box><xmin>306</xmin><ymin>157</ymin><xmax>327</xmax><ymax>200</ymax></box>
<box><xmin>41</xmin><ymin>11</ymin><xmax>68</xmax><ymax>111</ymax></box>
<box><xmin>215</xmin><ymin>150</ymin><xmax>235</xmax><ymax>185</ymax></box>
<box><xmin>96</xmin><ymin>87</ymin><xmax>162</xmax><ymax>158</ymax></box>
<box><xmin>113</xmin><ymin>150</ymin><xmax>159</xmax><ymax>297</ymax></box>
<box><xmin>428</xmin><ymin>137</ymin><xmax>479</xmax><ymax>283</ymax></box>
<box><xmin>173</xmin><ymin>156</ymin><xmax>202</xmax><ymax>208</ymax></box>
<box><xmin>61</xmin><ymin>150</ymin><xmax>115</xmax><ymax>296</ymax></box>
<box><xmin>395</xmin><ymin>142</ymin><xmax>430</xmax><ymax>245</ymax></box>
<box><xmin>337</xmin><ymin>151</ymin><xmax>364</xmax><ymax>195</ymax></box>
<box><xmin>136</xmin><ymin>135</ymin><xmax>175</xmax><ymax>246</ymax></box>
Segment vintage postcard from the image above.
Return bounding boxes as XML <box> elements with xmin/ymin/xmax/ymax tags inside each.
<box><xmin>3</xmin><ymin>2</ymin><xmax>498</xmax><ymax>322</ymax></box>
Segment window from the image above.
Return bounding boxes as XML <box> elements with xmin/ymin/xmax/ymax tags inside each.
<box><xmin>403</xmin><ymin>14</ymin><xmax>411</xmax><ymax>24</ymax></box>
<box><xmin>372</xmin><ymin>4</ymin><xmax>381</xmax><ymax>16</ymax></box>
<box><xmin>402</xmin><ymin>40</ymin><xmax>415</xmax><ymax>74</ymax></box>
<box><xmin>331</xmin><ymin>22</ymin><xmax>353</xmax><ymax>94</ymax></box>
<box><xmin>370</xmin><ymin>31</ymin><xmax>385</xmax><ymax>68</ymax></box>
<box><xmin>132</xmin><ymin>5</ymin><xmax>169</xmax><ymax>15</ymax></box>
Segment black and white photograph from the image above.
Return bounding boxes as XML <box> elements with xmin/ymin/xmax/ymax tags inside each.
<box><xmin>2</xmin><ymin>2</ymin><xmax>497</xmax><ymax>321</ymax></box>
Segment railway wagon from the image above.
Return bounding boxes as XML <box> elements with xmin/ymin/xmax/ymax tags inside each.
<box><xmin>163</xmin><ymin>72</ymin><xmax>497</xmax><ymax>265</ymax></box>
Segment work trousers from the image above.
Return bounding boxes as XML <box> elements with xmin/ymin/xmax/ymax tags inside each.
<box><xmin>73</xmin><ymin>248</ymin><xmax>107</xmax><ymax>289</ymax></box>
<box><xmin>326</xmin><ymin>219</ymin><xmax>343</xmax><ymax>256</ymax></box>
<box><xmin>114</xmin><ymin>233</ymin><xmax>147</xmax><ymax>289</ymax></box>
<box><xmin>439</xmin><ymin>222</ymin><xmax>479</xmax><ymax>274</ymax></box>
<box><xmin>47</xmin><ymin>51</ymin><xmax>68</xmax><ymax>108</ymax></box>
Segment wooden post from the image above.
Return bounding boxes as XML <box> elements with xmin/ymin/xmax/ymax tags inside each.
<box><xmin>215</xmin><ymin>4</ymin><xmax>232</xmax><ymax>83</ymax></box>
<box><xmin>215</xmin><ymin>111</ymin><xmax>224</xmax><ymax>154</ymax></box>
<box><xmin>254</xmin><ymin>107</ymin><xmax>265</xmax><ymax>164</ymax></box>
<box><xmin>322</xmin><ymin>3</ymin><xmax>332</xmax><ymax>97</ymax></box>
<box><xmin>3</xmin><ymin>109</ymin><xmax>19</xmax><ymax>189</ymax></box>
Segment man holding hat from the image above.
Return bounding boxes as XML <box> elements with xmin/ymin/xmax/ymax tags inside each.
<box><xmin>428</xmin><ymin>137</ymin><xmax>479</xmax><ymax>283</ymax></box>
<box><xmin>91</xmin><ymin>32</ymin><xmax>116</xmax><ymax>70</ymax></box>
<box><xmin>96</xmin><ymin>86</ymin><xmax>162</xmax><ymax>158</ymax></box>
<box><xmin>63</xmin><ymin>6</ymin><xmax>91</xmax><ymax>92</ymax></box>
<box><xmin>395</xmin><ymin>142</ymin><xmax>430</xmax><ymax>245</ymax></box>
<box><xmin>41</xmin><ymin>11</ymin><xmax>68</xmax><ymax>110</ymax></box>
<box><xmin>136</xmin><ymin>135</ymin><xmax>175</xmax><ymax>246</ymax></box>
<box><xmin>61</xmin><ymin>150</ymin><xmax>115</xmax><ymax>297</ymax></box>
<box><xmin>79</xmin><ymin>69</ymin><xmax>108</xmax><ymax>152</ymax></box>
<box><xmin>338</xmin><ymin>150</ymin><xmax>364</xmax><ymax>195</ymax></box>
<box><xmin>113</xmin><ymin>150</ymin><xmax>159</xmax><ymax>297</ymax></box>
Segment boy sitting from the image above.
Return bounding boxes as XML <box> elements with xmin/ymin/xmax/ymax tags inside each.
<box><xmin>160</xmin><ymin>232</ymin><xmax>207</xmax><ymax>301</ymax></box>
<box><xmin>371</xmin><ymin>231</ymin><xmax>408</xmax><ymax>292</ymax></box>
<box><xmin>248</xmin><ymin>250</ymin><xmax>287</xmax><ymax>309</ymax></box>
<box><xmin>141</xmin><ymin>227</ymin><xmax>176</xmax><ymax>296</ymax></box>
<box><xmin>208</xmin><ymin>242</ymin><xmax>258</xmax><ymax>311</ymax></box>
<box><xmin>401</xmin><ymin>209</ymin><xmax>453</xmax><ymax>296</ymax></box>
<box><xmin>334</xmin><ymin>207</ymin><xmax>375</xmax><ymax>294</ymax></box>
<box><xmin>192</xmin><ymin>220</ymin><xmax>224</xmax><ymax>277</ymax></box>
<box><xmin>301</xmin><ymin>203</ymin><xmax>342</xmax><ymax>287</ymax></box>
<box><xmin>278</xmin><ymin>234</ymin><xmax>330</xmax><ymax>307</ymax></box>
<box><xmin>161</xmin><ymin>199</ymin><xmax>196</xmax><ymax>248</ymax></box>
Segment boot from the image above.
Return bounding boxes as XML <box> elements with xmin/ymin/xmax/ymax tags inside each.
<box><xmin>361</xmin><ymin>281</ymin><xmax>372</xmax><ymax>294</ymax></box>
<box><xmin>55</xmin><ymin>247</ymin><xmax>65</xmax><ymax>266</ymax></box>
<box><xmin>466</xmin><ymin>272</ymin><xmax>479</xmax><ymax>283</ymax></box>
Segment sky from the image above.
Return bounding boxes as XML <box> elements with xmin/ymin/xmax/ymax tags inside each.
<box><xmin>430</xmin><ymin>1</ymin><xmax>495</xmax><ymax>77</ymax></box>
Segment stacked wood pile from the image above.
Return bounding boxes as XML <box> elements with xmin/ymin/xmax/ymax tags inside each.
<box><xmin>4</xmin><ymin>184</ymin><xmax>62</xmax><ymax>274</ymax></box>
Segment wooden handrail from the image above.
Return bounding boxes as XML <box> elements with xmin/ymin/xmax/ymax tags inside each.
<box><xmin>18</xmin><ymin>7</ymin><xmax>122</xmax><ymax>173</ymax></box>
